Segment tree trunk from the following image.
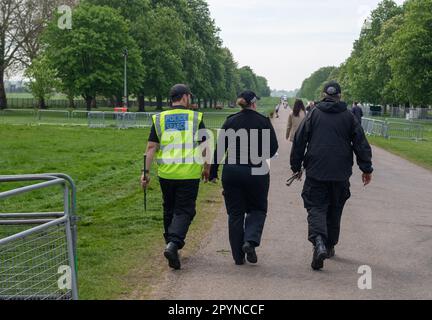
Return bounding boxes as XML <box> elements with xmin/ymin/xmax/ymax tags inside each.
<box><xmin>198</xmin><ymin>98</ymin><xmax>201</xmax><ymax>109</ymax></box>
<box><xmin>39</xmin><ymin>97</ymin><xmax>46</xmax><ymax>109</ymax></box>
<box><xmin>85</xmin><ymin>96</ymin><xmax>93</xmax><ymax>111</ymax></box>
<box><xmin>138</xmin><ymin>94</ymin><xmax>145</xmax><ymax>112</ymax></box>
<box><xmin>68</xmin><ymin>96</ymin><xmax>75</xmax><ymax>109</ymax></box>
<box><xmin>204</xmin><ymin>99</ymin><xmax>208</xmax><ymax>109</ymax></box>
<box><xmin>156</xmin><ymin>94</ymin><xmax>163</xmax><ymax>110</ymax></box>
<box><xmin>0</xmin><ymin>69</ymin><xmax>7</xmax><ymax>109</ymax></box>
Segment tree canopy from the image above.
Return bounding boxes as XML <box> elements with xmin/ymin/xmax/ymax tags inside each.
<box><xmin>1</xmin><ymin>0</ymin><xmax>271</xmax><ymax>110</ymax></box>
<box><xmin>298</xmin><ymin>0</ymin><xmax>432</xmax><ymax>108</ymax></box>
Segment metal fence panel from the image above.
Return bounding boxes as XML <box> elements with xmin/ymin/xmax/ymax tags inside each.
<box><xmin>362</xmin><ymin>118</ymin><xmax>424</xmax><ymax>141</ymax></box>
<box><xmin>88</xmin><ymin>112</ymin><xmax>106</xmax><ymax>128</ymax></box>
<box><xmin>37</xmin><ymin>110</ymin><xmax>70</xmax><ymax>125</ymax></box>
<box><xmin>0</xmin><ymin>109</ymin><xmax>36</xmax><ymax>125</ymax></box>
<box><xmin>0</xmin><ymin>175</ymin><xmax>78</xmax><ymax>300</ymax></box>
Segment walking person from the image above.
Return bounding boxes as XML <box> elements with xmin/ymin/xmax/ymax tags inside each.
<box><xmin>210</xmin><ymin>91</ymin><xmax>279</xmax><ymax>266</ymax></box>
<box><xmin>352</xmin><ymin>102</ymin><xmax>364</xmax><ymax>123</ymax></box>
<box><xmin>141</xmin><ymin>84</ymin><xmax>210</xmax><ymax>270</ymax></box>
<box><xmin>275</xmin><ymin>103</ymin><xmax>281</xmax><ymax>118</ymax></box>
<box><xmin>286</xmin><ymin>99</ymin><xmax>306</xmax><ymax>142</ymax></box>
<box><xmin>290</xmin><ymin>81</ymin><xmax>373</xmax><ymax>271</ymax></box>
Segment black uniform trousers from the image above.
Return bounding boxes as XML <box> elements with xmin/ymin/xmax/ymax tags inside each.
<box><xmin>159</xmin><ymin>178</ymin><xmax>200</xmax><ymax>250</ymax></box>
<box><xmin>222</xmin><ymin>165</ymin><xmax>270</xmax><ymax>263</ymax></box>
<box><xmin>302</xmin><ymin>177</ymin><xmax>351</xmax><ymax>247</ymax></box>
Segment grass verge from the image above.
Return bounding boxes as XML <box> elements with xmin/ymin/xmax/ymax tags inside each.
<box><xmin>367</xmin><ymin>121</ymin><xmax>432</xmax><ymax>171</ymax></box>
<box><xmin>0</xmin><ymin>125</ymin><xmax>223</xmax><ymax>299</ymax></box>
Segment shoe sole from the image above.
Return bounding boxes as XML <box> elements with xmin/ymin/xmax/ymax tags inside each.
<box><xmin>164</xmin><ymin>250</ymin><xmax>181</xmax><ymax>270</ymax></box>
<box><xmin>243</xmin><ymin>245</ymin><xmax>258</xmax><ymax>264</ymax></box>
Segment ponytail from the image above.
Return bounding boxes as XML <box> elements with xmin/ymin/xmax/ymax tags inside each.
<box><xmin>237</xmin><ymin>97</ymin><xmax>250</xmax><ymax>108</ymax></box>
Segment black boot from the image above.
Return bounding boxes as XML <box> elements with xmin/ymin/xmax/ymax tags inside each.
<box><xmin>311</xmin><ymin>235</ymin><xmax>327</xmax><ymax>271</ymax></box>
<box><xmin>235</xmin><ymin>258</ymin><xmax>246</xmax><ymax>266</ymax></box>
<box><xmin>243</xmin><ymin>242</ymin><xmax>258</xmax><ymax>264</ymax></box>
<box><xmin>164</xmin><ymin>242</ymin><xmax>181</xmax><ymax>270</ymax></box>
<box><xmin>327</xmin><ymin>246</ymin><xmax>335</xmax><ymax>259</ymax></box>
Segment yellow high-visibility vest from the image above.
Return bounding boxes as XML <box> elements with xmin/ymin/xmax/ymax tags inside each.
<box><xmin>152</xmin><ymin>109</ymin><xmax>204</xmax><ymax>180</ymax></box>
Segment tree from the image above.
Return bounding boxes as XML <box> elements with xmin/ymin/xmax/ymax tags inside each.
<box><xmin>0</xmin><ymin>0</ymin><xmax>78</xmax><ymax>109</ymax></box>
<box><xmin>256</xmin><ymin>76</ymin><xmax>271</xmax><ymax>98</ymax></box>
<box><xmin>345</xmin><ymin>0</ymin><xmax>402</xmax><ymax>104</ymax></box>
<box><xmin>24</xmin><ymin>55</ymin><xmax>59</xmax><ymax>109</ymax></box>
<box><xmin>133</xmin><ymin>6</ymin><xmax>186</xmax><ymax>110</ymax></box>
<box><xmin>220</xmin><ymin>48</ymin><xmax>240</xmax><ymax>103</ymax></box>
<box><xmin>298</xmin><ymin>66</ymin><xmax>336</xmax><ymax>101</ymax></box>
<box><xmin>1</xmin><ymin>0</ymin><xmax>26</xmax><ymax>109</ymax></box>
<box><xmin>238</xmin><ymin>66</ymin><xmax>258</xmax><ymax>93</ymax></box>
<box><xmin>389</xmin><ymin>0</ymin><xmax>432</xmax><ymax>106</ymax></box>
<box><xmin>43</xmin><ymin>4</ymin><xmax>144</xmax><ymax>110</ymax></box>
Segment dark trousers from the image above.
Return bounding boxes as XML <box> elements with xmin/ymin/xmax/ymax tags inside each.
<box><xmin>302</xmin><ymin>177</ymin><xmax>351</xmax><ymax>247</ymax></box>
<box><xmin>222</xmin><ymin>165</ymin><xmax>270</xmax><ymax>262</ymax></box>
<box><xmin>159</xmin><ymin>178</ymin><xmax>200</xmax><ymax>250</ymax></box>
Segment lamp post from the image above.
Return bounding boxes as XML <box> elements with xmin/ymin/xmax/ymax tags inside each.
<box><xmin>123</xmin><ymin>48</ymin><xmax>128</xmax><ymax>110</ymax></box>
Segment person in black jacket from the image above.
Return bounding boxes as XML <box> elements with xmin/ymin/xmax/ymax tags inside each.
<box><xmin>290</xmin><ymin>81</ymin><xmax>373</xmax><ymax>271</ymax></box>
<box><xmin>210</xmin><ymin>91</ymin><xmax>279</xmax><ymax>266</ymax></box>
<box><xmin>352</xmin><ymin>102</ymin><xmax>364</xmax><ymax>123</ymax></box>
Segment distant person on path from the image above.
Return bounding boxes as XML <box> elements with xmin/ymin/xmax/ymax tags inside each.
<box><xmin>210</xmin><ymin>91</ymin><xmax>279</xmax><ymax>266</ymax></box>
<box><xmin>290</xmin><ymin>81</ymin><xmax>373</xmax><ymax>271</ymax></box>
<box><xmin>352</xmin><ymin>102</ymin><xmax>364</xmax><ymax>123</ymax></box>
<box><xmin>286</xmin><ymin>99</ymin><xmax>306</xmax><ymax>142</ymax></box>
<box><xmin>275</xmin><ymin>104</ymin><xmax>280</xmax><ymax>118</ymax></box>
<box><xmin>141</xmin><ymin>84</ymin><xmax>210</xmax><ymax>270</ymax></box>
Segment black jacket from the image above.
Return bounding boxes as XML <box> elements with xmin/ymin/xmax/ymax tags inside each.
<box><xmin>210</xmin><ymin>109</ymin><xmax>279</xmax><ymax>179</ymax></box>
<box><xmin>352</xmin><ymin>105</ymin><xmax>364</xmax><ymax>123</ymax></box>
<box><xmin>290</xmin><ymin>98</ymin><xmax>373</xmax><ymax>181</ymax></box>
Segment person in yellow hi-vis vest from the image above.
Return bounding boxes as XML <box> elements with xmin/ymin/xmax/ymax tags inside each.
<box><xmin>141</xmin><ymin>84</ymin><xmax>210</xmax><ymax>270</ymax></box>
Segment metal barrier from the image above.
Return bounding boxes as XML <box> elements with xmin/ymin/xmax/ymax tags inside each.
<box><xmin>362</xmin><ymin>118</ymin><xmax>424</xmax><ymax>141</ymax></box>
<box><xmin>1</xmin><ymin>109</ymin><xmax>247</xmax><ymax>129</ymax></box>
<box><xmin>37</xmin><ymin>110</ymin><xmax>70</xmax><ymax>125</ymax></box>
<box><xmin>0</xmin><ymin>174</ymin><xmax>78</xmax><ymax>300</ymax></box>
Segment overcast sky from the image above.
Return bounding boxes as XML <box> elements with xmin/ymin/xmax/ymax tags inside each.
<box><xmin>207</xmin><ymin>0</ymin><xmax>405</xmax><ymax>91</ymax></box>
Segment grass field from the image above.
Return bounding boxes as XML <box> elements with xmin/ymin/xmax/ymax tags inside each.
<box><xmin>367</xmin><ymin>120</ymin><xmax>432</xmax><ymax>170</ymax></box>
<box><xmin>0</xmin><ymin>125</ymin><xmax>223</xmax><ymax>299</ymax></box>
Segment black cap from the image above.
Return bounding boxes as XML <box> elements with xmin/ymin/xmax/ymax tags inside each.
<box><xmin>170</xmin><ymin>84</ymin><xmax>192</xmax><ymax>100</ymax></box>
<box><xmin>238</xmin><ymin>91</ymin><xmax>260</xmax><ymax>104</ymax></box>
<box><xmin>323</xmin><ymin>81</ymin><xmax>342</xmax><ymax>96</ymax></box>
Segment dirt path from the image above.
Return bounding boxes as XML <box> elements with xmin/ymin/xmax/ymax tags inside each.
<box><xmin>151</xmin><ymin>107</ymin><xmax>432</xmax><ymax>300</ymax></box>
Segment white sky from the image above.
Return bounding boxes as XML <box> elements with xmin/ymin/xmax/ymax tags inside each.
<box><xmin>207</xmin><ymin>0</ymin><xmax>405</xmax><ymax>90</ymax></box>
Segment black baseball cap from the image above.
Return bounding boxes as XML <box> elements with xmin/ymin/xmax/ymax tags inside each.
<box><xmin>323</xmin><ymin>81</ymin><xmax>342</xmax><ymax>96</ymax></box>
<box><xmin>238</xmin><ymin>91</ymin><xmax>260</xmax><ymax>104</ymax></box>
<box><xmin>170</xmin><ymin>84</ymin><xmax>192</xmax><ymax>100</ymax></box>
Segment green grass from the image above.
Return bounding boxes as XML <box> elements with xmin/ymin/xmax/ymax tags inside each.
<box><xmin>0</xmin><ymin>125</ymin><xmax>222</xmax><ymax>299</ymax></box>
<box><xmin>368</xmin><ymin>120</ymin><xmax>432</xmax><ymax>170</ymax></box>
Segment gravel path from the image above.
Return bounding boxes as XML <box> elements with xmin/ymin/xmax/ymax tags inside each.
<box><xmin>152</xmin><ymin>107</ymin><xmax>432</xmax><ymax>300</ymax></box>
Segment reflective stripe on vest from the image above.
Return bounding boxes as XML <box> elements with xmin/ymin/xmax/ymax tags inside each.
<box><xmin>152</xmin><ymin>109</ymin><xmax>203</xmax><ymax>180</ymax></box>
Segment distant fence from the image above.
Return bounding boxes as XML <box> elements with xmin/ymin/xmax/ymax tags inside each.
<box><xmin>361</xmin><ymin>106</ymin><xmax>432</xmax><ymax>120</ymax></box>
<box><xmin>0</xmin><ymin>109</ymin><xmax>238</xmax><ymax>129</ymax></box>
<box><xmin>362</xmin><ymin>118</ymin><xmax>424</xmax><ymax>141</ymax></box>
<box><xmin>5</xmin><ymin>98</ymin><xmax>170</xmax><ymax>110</ymax></box>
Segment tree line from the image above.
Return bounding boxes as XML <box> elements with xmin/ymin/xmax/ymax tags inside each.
<box><xmin>298</xmin><ymin>0</ymin><xmax>432</xmax><ymax>108</ymax></box>
<box><xmin>0</xmin><ymin>0</ymin><xmax>271</xmax><ymax>110</ymax></box>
